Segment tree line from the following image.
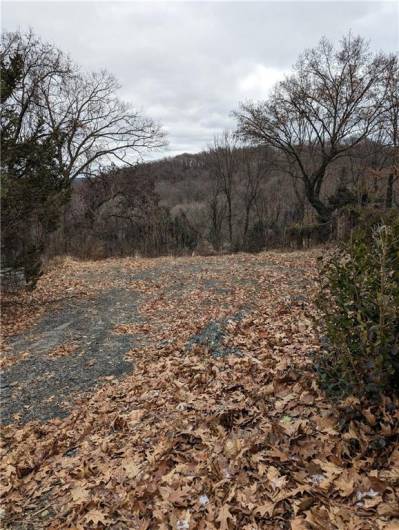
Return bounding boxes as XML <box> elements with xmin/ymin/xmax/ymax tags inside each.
<box><xmin>1</xmin><ymin>30</ymin><xmax>398</xmax><ymax>284</ymax></box>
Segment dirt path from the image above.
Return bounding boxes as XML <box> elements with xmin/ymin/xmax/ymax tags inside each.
<box><xmin>1</xmin><ymin>254</ymin><xmax>311</xmax><ymax>424</ymax></box>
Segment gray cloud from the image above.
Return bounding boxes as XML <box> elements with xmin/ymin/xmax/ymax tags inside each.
<box><xmin>2</xmin><ymin>1</ymin><xmax>398</xmax><ymax>158</ymax></box>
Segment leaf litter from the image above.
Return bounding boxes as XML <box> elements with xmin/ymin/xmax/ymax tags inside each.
<box><xmin>0</xmin><ymin>251</ymin><xmax>398</xmax><ymax>529</ymax></box>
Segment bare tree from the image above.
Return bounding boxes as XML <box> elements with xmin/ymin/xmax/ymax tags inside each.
<box><xmin>239</xmin><ymin>146</ymin><xmax>271</xmax><ymax>246</ymax></box>
<box><xmin>207</xmin><ymin>132</ymin><xmax>239</xmax><ymax>246</ymax></box>
<box><xmin>40</xmin><ymin>69</ymin><xmax>166</xmax><ymax>182</ymax></box>
<box><xmin>234</xmin><ymin>34</ymin><xmax>390</xmax><ymax>223</ymax></box>
<box><xmin>207</xmin><ymin>177</ymin><xmax>226</xmax><ymax>250</ymax></box>
<box><xmin>1</xmin><ymin>30</ymin><xmax>166</xmax><ymax>184</ymax></box>
<box><xmin>1</xmin><ymin>30</ymin><xmax>73</xmax><ymax>143</ymax></box>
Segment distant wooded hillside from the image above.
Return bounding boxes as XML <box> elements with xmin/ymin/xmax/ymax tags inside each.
<box><xmin>48</xmin><ymin>140</ymin><xmax>397</xmax><ymax>259</ymax></box>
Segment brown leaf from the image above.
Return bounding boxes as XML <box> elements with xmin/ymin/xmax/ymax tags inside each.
<box><xmin>254</xmin><ymin>501</ymin><xmax>274</xmax><ymax>517</ymax></box>
<box><xmin>217</xmin><ymin>504</ymin><xmax>235</xmax><ymax>530</ymax></box>
<box><xmin>84</xmin><ymin>509</ymin><xmax>108</xmax><ymax>525</ymax></box>
<box><xmin>70</xmin><ymin>485</ymin><xmax>90</xmax><ymax>504</ymax></box>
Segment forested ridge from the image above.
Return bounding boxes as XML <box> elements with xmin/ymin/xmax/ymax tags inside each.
<box><xmin>1</xmin><ymin>30</ymin><xmax>398</xmax><ymax>274</ymax></box>
<box><xmin>50</xmin><ymin>139</ymin><xmax>398</xmax><ymax>260</ymax></box>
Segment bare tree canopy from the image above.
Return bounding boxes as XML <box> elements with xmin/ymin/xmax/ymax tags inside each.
<box><xmin>1</xmin><ymin>29</ymin><xmax>166</xmax><ymax>183</ymax></box>
<box><xmin>234</xmin><ymin>34</ymin><xmax>396</xmax><ymax>222</ymax></box>
<box><xmin>207</xmin><ymin>132</ymin><xmax>239</xmax><ymax>246</ymax></box>
<box><xmin>1</xmin><ymin>29</ymin><xmax>166</xmax><ymax>283</ymax></box>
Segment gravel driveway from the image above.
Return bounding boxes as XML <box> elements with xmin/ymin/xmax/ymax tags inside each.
<box><xmin>1</xmin><ymin>253</ymin><xmax>312</xmax><ymax>424</ymax></box>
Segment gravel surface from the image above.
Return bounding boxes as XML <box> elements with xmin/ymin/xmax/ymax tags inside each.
<box><xmin>1</xmin><ymin>254</ymin><xmax>311</xmax><ymax>425</ymax></box>
<box><xmin>1</xmin><ymin>288</ymin><xmax>140</xmax><ymax>424</ymax></box>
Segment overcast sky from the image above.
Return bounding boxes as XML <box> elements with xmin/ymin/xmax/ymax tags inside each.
<box><xmin>2</xmin><ymin>1</ymin><xmax>399</xmax><ymax>158</ymax></box>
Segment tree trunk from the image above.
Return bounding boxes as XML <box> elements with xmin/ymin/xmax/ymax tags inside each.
<box><xmin>385</xmin><ymin>173</ymin><xmax>394</xmax><ymax>209</ymax></box>
<box><xmin>227</xmin><ymin>196</ymin><xmax>233</xmax><ymax>246</ymax></box>
<box><xmin>243</xmin><ymin>205</ymin><xmax>251</xmax><ymax>247</ymax></box>
<box><xmin>304</xmin><ymin>179</ymin><xmax>332</xmax><ymax>225</ymax></box>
